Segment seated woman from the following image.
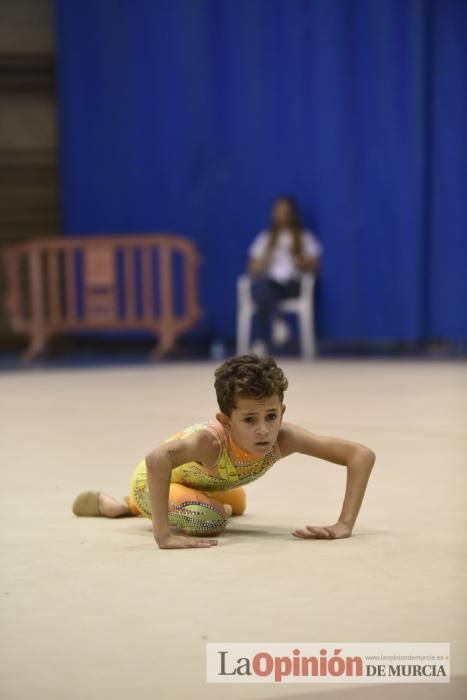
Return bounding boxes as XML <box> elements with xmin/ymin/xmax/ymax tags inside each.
<box><xmin>248</xmin><ymin>195</ymin><xmax>322</xmax><ymax>355</ymax></box>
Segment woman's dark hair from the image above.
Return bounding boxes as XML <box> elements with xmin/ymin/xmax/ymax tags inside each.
<box><xmin>214</xmin><ymin>354</ymin><xmax>288</xmax><ymax>416</ymax></box>
<box><xmin>269</xmin><ymin>194</ymin><xmax>303</xmax><ymax>256</ymax></box>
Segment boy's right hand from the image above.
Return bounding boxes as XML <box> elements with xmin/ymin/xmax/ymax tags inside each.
<box><xmin>155</xmin><ymin>533</ymin><xmax>218</xmax><ymax>549</ymax></box>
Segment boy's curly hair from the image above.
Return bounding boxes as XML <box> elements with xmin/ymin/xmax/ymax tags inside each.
<box><xmin>214</xmin><ymin>354</ymin><xmax>288</xmax><ymax>415</ymax></box>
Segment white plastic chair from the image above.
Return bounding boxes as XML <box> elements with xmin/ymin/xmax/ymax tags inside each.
<box><xmin>236</xmin><ymin>273</ymin><xmax>316</xmax><ymax>358</ymax></box>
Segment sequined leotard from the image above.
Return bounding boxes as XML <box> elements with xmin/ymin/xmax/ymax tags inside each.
<box><xmin>130</xmin><ymin>419</ymin><xmax>281</xmax><ymax>520</ymax></box>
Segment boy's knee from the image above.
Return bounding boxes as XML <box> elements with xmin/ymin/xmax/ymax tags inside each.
<box><xmin>209</xmin><ymin>488</ymin><xmax>247</xmax><ymax>516</ymax></box>
<box><xmin>231</xmin><ymin>489</ymin><xmax>246</xmax><ymax>515</ymax></box>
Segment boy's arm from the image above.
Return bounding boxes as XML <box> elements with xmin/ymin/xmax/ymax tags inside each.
<box><xmin>278</xmin><ymin>423</ymin><xmax>375</xmax><ymax>539</ymax></box>
<box><xmin>145</xmin><ymin>430</ymin><xmax>220</xmax><ymax>550</ymax></box>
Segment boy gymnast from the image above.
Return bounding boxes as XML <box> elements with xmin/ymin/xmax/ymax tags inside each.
<box><xmin>72</xmin><ymin>354</ymin><xmax>375</xmax><ymax>549</ymax></box>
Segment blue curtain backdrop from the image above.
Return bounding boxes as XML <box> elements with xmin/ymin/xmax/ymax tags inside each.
<box><xmin>55</xmin><ymin>0</ymin><xmax>467</xmax><ymax>342</ymax></box>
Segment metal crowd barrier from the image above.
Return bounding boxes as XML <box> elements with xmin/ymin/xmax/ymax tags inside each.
<box><xmin>3</xmin><ymin>234</ymin><xmax>203</xmax><ymax>360</ymax></box>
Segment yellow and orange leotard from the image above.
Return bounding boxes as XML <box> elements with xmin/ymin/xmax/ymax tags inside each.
<box><xmin>129</xmin><ymin>419</ymin><xmax>281</xmax><ymax>532</ymax></box>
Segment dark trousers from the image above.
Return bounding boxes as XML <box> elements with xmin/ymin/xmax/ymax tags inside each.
<box><xmin>252</xmin><ymin>276</ymin><xmax>301</xmax><ymax>345</ymax></box>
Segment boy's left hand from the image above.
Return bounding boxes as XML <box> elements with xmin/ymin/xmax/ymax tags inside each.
<box><xmin>292</xmin><ymin>520</ymin><xmax>352</xmax><ymax>540</ymax></box>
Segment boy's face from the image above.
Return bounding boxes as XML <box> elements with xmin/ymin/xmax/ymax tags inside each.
<box><xmin>217</xmin><ymin>394</ymin><xmax>285</xmax><ymax>455</ymax></box>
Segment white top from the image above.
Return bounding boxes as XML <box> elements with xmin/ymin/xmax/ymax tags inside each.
<box><xmin>248</xmin><ymin>229</ymin><xmax>323</xmax><ymax>283</ymax></box>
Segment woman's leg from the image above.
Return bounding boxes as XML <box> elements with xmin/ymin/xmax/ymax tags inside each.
<box><xmin>252</xmin><ymin>277</ymin><xmax>301</xmax><ymax>345</ymax></box>
<box><xmin>252</xmin><ymin>276</ymin><xmax>282</xmax><ymax>344</ymax></box>
<box><xmin>280</xmin><ymin>278</ymin><xmax>301</xmax><ymax>300</ymax></box>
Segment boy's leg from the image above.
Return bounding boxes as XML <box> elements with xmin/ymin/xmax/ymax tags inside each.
<box><xmin>207</xmin><ymin>487</ymin><xmax>246</xmax><ymax>516</ymax></box>
<box><xmin>99</xmin><ymin>494</ymin><xmax>134</xmax><ymax>517</ymax></box>
<box><xmin>72</xmin><ymin>491</ymin><xmax>134</xmax><ymax>517</ymax></box>
<box><xmin>131</xmin><ymin>475</ymin><xmax>231</xmax><ymax>536</ymax></box>
<box><xmin>127</xmin><ymin>494</ymin><xmax>141</xmax><ymax>516</ymax></box>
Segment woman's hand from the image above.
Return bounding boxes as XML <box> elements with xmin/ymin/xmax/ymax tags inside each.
<box><xmin>155</xmin><ymin>532</ymin><xmax>218</xmax><ymax>549</ymax></box>
<box><xmin>292</xmin><ymin>520</ymin><xmax>352</xmax><ymax>540</ymax></box>
<box><xmin>294</xmin><ymin>254</ymin><xmax>319</xmax><ymax>273</ymax></box>
<box><xmin>248</xmin><ymin>257</ymin><xmax>269</xmax><ymax>276</ymax></box>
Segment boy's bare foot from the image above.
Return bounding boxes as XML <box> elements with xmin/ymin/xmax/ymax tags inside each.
<box><xmin>98</xmin><ymin>493</ymin><xmax>130</xmax><ymax>518</ymax></box>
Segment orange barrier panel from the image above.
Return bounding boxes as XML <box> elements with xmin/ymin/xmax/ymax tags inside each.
<box><xmin>3</xmin><ymin>234</ymin><xmax>203</xmax><ymax>360</ymax></box>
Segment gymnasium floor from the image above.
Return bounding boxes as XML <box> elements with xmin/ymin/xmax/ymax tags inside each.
<box><xmin>1</xmin><ymin>359</ymin><xmax>466</xmax><ymax>700</ymax></box>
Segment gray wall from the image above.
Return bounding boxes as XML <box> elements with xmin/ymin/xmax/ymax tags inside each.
<box><xmin>0</xmin><ymin>0</ymin><xmax>60</xmax><ymax>345</ymax></box>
